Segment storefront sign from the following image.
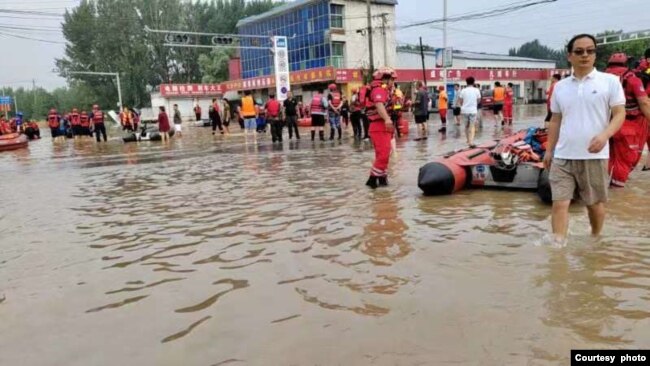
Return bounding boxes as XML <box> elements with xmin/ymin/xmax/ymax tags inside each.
<box><xmin>160</xmin><ymin>84</ymin><xmax>223</xmax><ymax>97</ymax></box>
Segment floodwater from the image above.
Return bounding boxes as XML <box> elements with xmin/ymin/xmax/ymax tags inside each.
<box><xmin>1</xmin><ymin>106</ymin><xmax>649</xmax><ymax>366</ymax></box>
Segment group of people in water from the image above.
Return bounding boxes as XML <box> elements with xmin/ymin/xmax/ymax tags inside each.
<box><xmin>0</xmin><ymin>112</ymin><xmax>41</xmax><ymax>140</ymax></box>
<box><xmin>45</xmin><ymin>105</ymin><xmax>107</xmax><ymax>142</ymax></box>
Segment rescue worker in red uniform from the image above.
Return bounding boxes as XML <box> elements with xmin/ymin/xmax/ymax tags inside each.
<box><xmin>605</xmin><ymin>53</ymin><xmax>650</xmax><ymax>187</ymax></box>
<box><xmin>92</xmin><ymin>104</ymin><xmax>107</xmax><ymax>142</ymax></box>
<box><xmin>504</xmin><ymin>82</ymin><xmax>515</xmax><ymax>125</ymax></box>
<box><xmin>366</xmin><ymin>66</ymin><xmax>398</xmax><ymax>189</ymax></box>
<box><xmin>120</xmin><ymin>107</ymin><xmax>133</xmax><ymax>131</ymax></box>
<box><xmin>327</xmin><ymin>83</ymin><xmax>343</xmax><ymax>140</ymax></box>
<box><xmin>638</xmin><ymin>48</ymin><xmax>650</xmax><ymax>171</ymax></box>
<box><xmin>69</xmin><ymin>108</ymin><xmax>81</xmax><ymax>139</ymax></box>
<box><xmin>47</xmin><ymin>108</ymin><xmax>60</xmax><ymax>140</ymax></box>
<box><xmin>80</xmin><ymin>110</ymin><xmax>91</xmax><ymax>137</ymax></box>
<box><xmin>0</xmin><ymin>114</ymin><xmax>11</xmax><ymax>135</ymax></box>
<box><xmin>310</xmin><ymin>89</ymin><xmax>327</xmax><ymax>141</ymax></box>
<box><xmin>265</xmin><ymin>94</ymin><xmax>283</xmax><ymax>143</ymax></box>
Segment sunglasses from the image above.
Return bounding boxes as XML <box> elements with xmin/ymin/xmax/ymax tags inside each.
<box><xmin>572</xmin><ymin>49</ymin><xmax>596</xmax><ymax>56</ymax></box>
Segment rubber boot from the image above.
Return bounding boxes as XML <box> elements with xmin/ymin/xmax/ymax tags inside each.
<box><xmin>311</xmin><ymin>130</ymin><xmax>315</xmax><ymax>141</ymax></box>
<box><xmin>366</xmin><ymin>176</ymin><xmax>378</xmax><ymax>189</ymax></box>
<box><xmin>319</xmin><ymin>131</ymin><xmax>325</xmax><ymax>141</ymax></box>
<box><xmin>378</xmin><ymin>176</ymin><xmax>388</xmax><ymax>186</ymax></box>
<box><xmin>329</xmin><ymin>128</ymin><xmax>335</xmax><ymax>141</ymax></box>
<box><xmin>337</xmin><ymin>127</ymin><xmax>342</xmax><ymax>140</ymax></box>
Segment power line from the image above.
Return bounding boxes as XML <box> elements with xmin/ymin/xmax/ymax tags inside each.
<box><xmin>0</xmin><ymin>30</ymin><xmax>65</xmax><ymax>44</ymax></box>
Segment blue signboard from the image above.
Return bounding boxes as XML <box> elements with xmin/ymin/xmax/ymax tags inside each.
<box><xmin>0</xmin><ymin>96</ymin><xmax>12</xmax><ymax>104</ymax></box>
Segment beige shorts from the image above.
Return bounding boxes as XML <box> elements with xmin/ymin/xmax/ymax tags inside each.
<box><xmin>549</xmin><ymin>158</ymin><xmax>609</xmax><ymax>205</ymax></box>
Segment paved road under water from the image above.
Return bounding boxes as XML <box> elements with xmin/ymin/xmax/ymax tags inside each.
<box><xmin>1</xmin><ymin>106</ymin><xmax>649</xmax><ymax>366</ymax></box>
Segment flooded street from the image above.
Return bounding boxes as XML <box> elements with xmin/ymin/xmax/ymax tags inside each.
<box><xmin>2</xmin><ymin>105</ymin><xmax>650</xmax><ymax>366</ymax></box>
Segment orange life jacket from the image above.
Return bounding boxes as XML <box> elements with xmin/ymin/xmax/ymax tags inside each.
<box><xmin>70</xmin><ymin>112</ymin><xmax>81</xmax><ymax>126</ymax></box>
<box><xmin>48</xmin><ymin>113</ymin><xmax>60</xmax><ymax>129</ymax></box>
<box><xmin>310</xmin><ymin>94</ymin><xmax>325</xmax><ymax>114</ymax></box>
<box><xmin>80</xmin><ymin>113</ymin><xmax>90</xmax><ymax>127</ymax></box>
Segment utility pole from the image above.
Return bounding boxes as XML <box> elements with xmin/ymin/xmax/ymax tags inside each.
<box><xmin>33</xmin><ymin>79</ymin><xmax>37</xmax><ymax>116</ymax></box>
<box><xmin>442</xmin><ymin>0</ymin><xmax>448</xmax><ymax>89</ymax></box>
<box><xmin>380</xmin><ymin>13</ymin><xmax>388</xmax><ymax>66</ymax></box>
<box><xmin>419</xmin><ymin>37</ymin><xmax>427</xmax><ymax>87</ymax></box>
<box><xmin>366</xmin><ymin>0</ymin><xmax>375</xmax><ymax>73</ymax></box>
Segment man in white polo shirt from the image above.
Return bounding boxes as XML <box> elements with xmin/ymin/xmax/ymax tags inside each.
<box><xmin>544</xmin><ymin>34</ymin><xmax>626</xmax><ymax>243</ymax></box>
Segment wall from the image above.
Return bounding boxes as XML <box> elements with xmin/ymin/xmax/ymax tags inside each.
<box><xmin>332</xmin><ymin>0</ymin><xmax>396</xmax><ymax>70</ymax></box>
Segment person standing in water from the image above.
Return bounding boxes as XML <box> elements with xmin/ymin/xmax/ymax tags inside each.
<box><xmin>158</xmin><ymin>106</ymin><xmax>171</xmax><ymax>142</ymax></box>
<box><xmin>544</xmin><ymin>33</ymin><xmax>625</xmax><ymax>244</ymax></box>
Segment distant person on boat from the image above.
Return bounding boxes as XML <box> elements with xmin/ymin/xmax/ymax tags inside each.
<box><xmin>14</xmin><ymin>112</ymin><xmax>24</xmax><ymax>133</ymax></box>
<box><xmin>0</xmin><ymin>114</ymin><xmax>11</xmax><ymax>135</ymax></box>
<box><xmin>544</xmin><ymin>34</ymin><xmax>626</xmax><ymax>244</ymax></box>
<box><xmin>459</xmin><ymin>76</ymin><xmax>482</xmax><ymax>148</ymax></box>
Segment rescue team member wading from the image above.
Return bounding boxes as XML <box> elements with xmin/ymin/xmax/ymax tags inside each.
<box><xmin>604</xmin><ymin>52</ymin><xmax>650</xmax><ymax>186</ymax></box>
<box><xmin>265</xmin><ymin>94</ymin><xmax>283</xmax><ymax>143</ymax></box>
<box><xmin>366</xmin><ymin>66</ymin><xmax>398</xmax><ymax>189</ymax></box>
<box><xmin>239</xmin><ymin>90</ymin><xmax>257</xmax><ymax>137</ymax></box>
<box><xmin>70</xmin><ymin>108</ymin><xmax>81</xmax><ymax>139</ymax></box>
<box><xmin>47</xmin><ymin>108</ymin><xmax>62</xmax><ymax>141</ymax></box>
<box><xmin>327</xmin><ymin>83</ymin><xmax>343</xmax><ymax>140</ymax></box>
<box><xmin>310</xmin><ymin>89</ymin><xmax>328</xmax><ymax>141</ymax></box>
<box><xmin>92</xmin><ymin>104</ymin><xmax>107</xmax><ymax>142</ymax></box>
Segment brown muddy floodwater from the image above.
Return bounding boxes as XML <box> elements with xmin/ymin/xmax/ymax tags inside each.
<box><xmin>1</xmin><ymin>105</ymin><xmax>650</xmax><ymax>366</ymax></box>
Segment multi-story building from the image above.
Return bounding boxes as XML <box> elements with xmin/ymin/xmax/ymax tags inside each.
<box><xmin>236</xmin><ymin>0</ymin><xmax>397</xmax><ymax>79</ymax></box>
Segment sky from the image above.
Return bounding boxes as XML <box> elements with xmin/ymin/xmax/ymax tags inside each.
<box><xmin>0</xmin><ymin>0</ymin><xmax>648</xmax><ymax>90</ymax></box>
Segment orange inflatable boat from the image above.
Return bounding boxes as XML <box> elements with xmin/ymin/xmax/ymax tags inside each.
<box><xmin>0</xmin><ymin>133</ymin><xmax>28</xmax><ymax>152</ymax></box>
<box><xmin>418</xmin><ymin>128</ymin><xmax>551</xmax><ymax>203</ymax></box>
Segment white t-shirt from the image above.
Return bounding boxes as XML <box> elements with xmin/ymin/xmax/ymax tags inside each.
<box><xmin>550</xmin><ymin>69</ymin><xmax>625</xmax><ymax>159</ymax></box>
<box><xmin>459</xmin><ymin>86</ymin><xmax>482</xmax><ymax>114</ymax></box>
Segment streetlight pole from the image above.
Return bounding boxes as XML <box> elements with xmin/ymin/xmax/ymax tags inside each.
<box><xmin>442</xmin><ymin>0</ymin><xmax>448</xmax><ymax>89</ymax></box>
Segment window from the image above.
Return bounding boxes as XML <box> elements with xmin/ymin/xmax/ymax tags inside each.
<box><xmin>330</xmin><ymin>4</ymin><xmax>343</xmax><ymax>29</ymax></box>
<box><xmin>307</xmin><ymin>19</ymin><xmax>314</xmax><ymax>34</ymax></box>
<box><xmin>331</xmin><ymin>42</ymin><xmax>344</xmax><ymax>68</ymax></box>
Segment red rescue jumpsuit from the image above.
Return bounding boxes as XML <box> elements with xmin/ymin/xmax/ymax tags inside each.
<box><xmin>607</xmin><ymin>67</ymin><xmax>649</xmax><ymax>187</ymax></box>
<box><xmin>367</xmin><ymin>81</ymin><xmax>393</xmax><ymax>178</ymax></box>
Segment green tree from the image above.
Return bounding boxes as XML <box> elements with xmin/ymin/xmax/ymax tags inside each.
<box><xmin>595</xmin><ymin>31</ymin><xmax>650</xmax><ymax>69</ymax></box>
<box><xmin>56</xmin><ymin>0</ymin><xmax>283</xmax><ymax>109</ymax></box>
<box><xmin>198</xmin><ymin>49</ymin><xmax>235</xmax><ymax>83</ymax></box>
<box><xmin>508</xmin><ymin>39</ymin><xmax>566</xmax><ymax>67</ymax></box>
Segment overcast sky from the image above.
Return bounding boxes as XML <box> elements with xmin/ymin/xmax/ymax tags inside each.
<box><xmin>1</xmin><ymin>0</ymin><xmax>648</xmax><ymax>90</ymax></box>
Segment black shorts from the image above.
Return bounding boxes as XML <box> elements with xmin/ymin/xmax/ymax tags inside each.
<box><xmin>453</xmin><ymin>107</ymin><xmax>461</xmax><ymax>116</ymax></box>
<box><xmin>50</xmin><ymin>127</ymin><xmax>59</xmax><ymax>138</ymax></box>
<box><xmin>312</xmin><ymin>114</ymin><xmax>326</xmax><ymax>127</ymax></box>
<box><xmin>493</xmin><ymin>103</ymin><xmax>503</xmax><ymax>113</ymax></box>
<box><xmin>82</xmin><ymin>127</ymin><xmax>91</xmax><ymax>136</ymax></box>
<box><xmin>415</xmin><ymin>115</ymin><xmax>427</xmax><ymax>124</ymax></box>
<box><xmin>72</xmin><ymin>125</ymin><xmax>82</xmax><ymax>136</ymax></box>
